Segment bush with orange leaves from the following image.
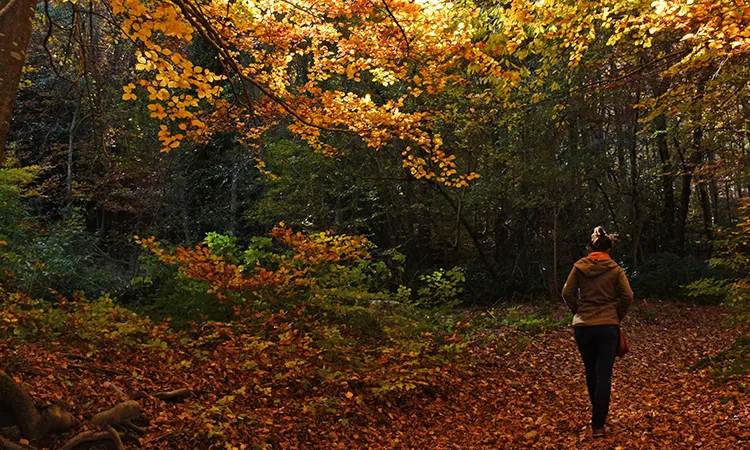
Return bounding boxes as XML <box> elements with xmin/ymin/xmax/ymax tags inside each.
<box><xmin>135</xmin><ymin>224</ymin><xmax>386</xmax><ymax>313</ymax></box>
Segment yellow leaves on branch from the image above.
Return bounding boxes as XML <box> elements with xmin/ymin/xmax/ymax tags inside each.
<box><xmin>648</xmin><ymin>0</ymin><xmax>750</xmax><ymax>58</ymax></box>
<box><xmin>121</xmin><ymin>45</ymin><xmax>222</xmax><ymax>151</ymax></box>
<box><xmin>478</xmin><ymin>0</ymin><xmax>750</xmax><ymax>117</ymax></box>
<box><xmin>110</xmin><ymin>0</ymin><xmax>222</xmax><ymax>151</ymax></box>
<box><xmin>108</xmin><ymin>0</ymin><xmax>492</xmax><ymax>185</ymax></box>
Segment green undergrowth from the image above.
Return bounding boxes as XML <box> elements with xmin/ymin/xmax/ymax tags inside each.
<box><xmin>686</xmin><ymin>200</ymin><xmax>750</xmax><ymax>380</ymax></box>
<box><xmin>693</xmin><ymin>335</ymin><xmax>750</xmax><ymax>382</ymax></box>
<box><xmin>466</xmin><ymin>305</ymin><xmax>568</xmax><ymax>334</ymax></box>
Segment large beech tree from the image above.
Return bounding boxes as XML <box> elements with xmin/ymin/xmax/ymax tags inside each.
<box><xmin>0</xmin><ymin>0</ymin><xmax>37</xmax><ymax>162</ymax></box>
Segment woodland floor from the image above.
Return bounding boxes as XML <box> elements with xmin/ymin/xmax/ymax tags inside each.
<box><xmin>371</xmin><ymin>303</ymin><xmax>750</xmax><ymax>450</ymax></box>
<box><xmin>3</xmin><ymin>301</ymin><xmax>748</xmax><ymax>449</ymax></box>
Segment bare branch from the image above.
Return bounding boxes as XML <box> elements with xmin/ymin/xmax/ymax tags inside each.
<box><xmin>152</xmin><ymin>388</ymin><xmax>192</xmax><ymax>401</ymax></box>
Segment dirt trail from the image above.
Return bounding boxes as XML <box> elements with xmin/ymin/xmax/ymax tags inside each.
<box><xmin>365</xmin><ymin>304</ymin><xmax>749</xmax><ymax>449</ymax></box>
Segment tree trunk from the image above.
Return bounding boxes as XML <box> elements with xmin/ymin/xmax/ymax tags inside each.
<box><xmin>675</xmin><ymin>76</ymin><xmax>707</xmax><ymax>254</ymax></box>
<box><xmin>629</xmin><ymin>90</ymin><xmax>641</xmax><ymax>267</ymax></box>
<box><xmin>0</xmin><ymin>370</ymin><xmax>77</xmax><ymax>441</ymax></box>
<box><xmin>229</xmin><ymin>160</ymin><xmax>239</xmax><ymax>234</ymax></box>
<box><xmin>698</xmin><ymin>181</ymin><xmax>712</xmax><ymax>240</ymax></box>
<box><xmin>0</xmin><ymin>0</ymin><xmax>37</xmax><ymax>162</ymax></box>
<box><xmin>180</xmin><ymin>180</ymin><xmax>192</xmax><ymax>242</ymax></box>
<box><xmin>551</xmin><ymin>208</ymin><xmax>559</xmax><ymax>301</ymax></box>
<box><xmin>431</xmin><ymin>181</ymin><xmax>499</xmax><ymax>282</ymax></box>
<box><xmin>675</xmin><ymin>127</ymin><xmax>703</xmax><ymax>254</ymax></box>
<box><xmin>654</xmin><ymin>113</ymin><xmax>675</xmax><ymax>249</ymax></box>
<box><xmin>493</xmin><ymin>212</ymin><xmax>508</xmax><ymax>264</ymax></box>
<box><xmin>67</xmin><ymin>88</ymin><xmax>81</xmax><ymax>203</ymax></box>
<box><xmin>709</xmin><ymin>150</ymin><xmax>719</xmax><ymax>225</ymax></box>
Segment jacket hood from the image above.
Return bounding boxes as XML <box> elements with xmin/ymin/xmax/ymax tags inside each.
<box><xmin>574</xmin><ymin>257</ymin><xmax>619</xmax><ymax>277</ymax></box>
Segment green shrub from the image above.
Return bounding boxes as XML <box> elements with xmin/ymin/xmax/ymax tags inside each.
<box><xmin>1</xmin><ymin>167</ymin><xmax>129</xmax><ymax>298</ymax></box>
<box><xmin>687</xmin><ymin>200</ymin><xmax>750</xmax><ymax>377</ymax></box>
<box><xmin>630</xmin><ymin>252</ymin><xmax>721</xmax><ymax>299</ymax></box>
<box><xmin>502</xmin><ymin>305</ymin><xmax>560</xmax><ymax>332</ymax></box>
<box><xmin>128</xmin><ymin>231</ymin><xmax>403</xmax><ymax>326</ymax></box>
<box><xmin>0</xmin><ymin>290</ymin><xmax>153</xmax><ymax>346</ymax></box>
<box><xmin>409</xmin><ymin>267</ymin><xmax>465</xmax><ymax>309</ymax></box>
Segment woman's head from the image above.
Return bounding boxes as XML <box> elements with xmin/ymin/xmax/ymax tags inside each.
<box><xmin>589</xmin><ymin>226</ymin><xmax>612</xmax><ymax>252</ymax></box>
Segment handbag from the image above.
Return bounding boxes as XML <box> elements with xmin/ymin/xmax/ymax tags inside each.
<box><xmin>617</xmin><ymin>328</ymin><xmax>629</xmax><ymax>358</ymax></box>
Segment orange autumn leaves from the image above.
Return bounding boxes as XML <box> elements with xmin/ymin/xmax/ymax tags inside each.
<box><xmin>100</xmin><ymin>0</ymin><xmax>487</xmax><ymax>187</ymax></box>
<box><xmin>648</xmin><ymin>0</ymin><xmax>750</xmax><ymax>58</ymax></box>
<box><xmin>68</xmin><ymin>0</ymin><xmax>749</xmax><ymax>187</ymax></box>
<box><xmin>480</xmin><ymin>0</ymin><xmax>750</xmax><ymax>115</ymax></box>
<box><xmin>135</xmin><ymin>225</ymin><xmax>371</xmax><ymax>306</ymax></box>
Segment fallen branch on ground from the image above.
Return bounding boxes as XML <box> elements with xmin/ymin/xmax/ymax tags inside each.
<box><xmin>152</xmin><ymin>388</ymin><xmax>191</xmax><ymax>401</ymax></box>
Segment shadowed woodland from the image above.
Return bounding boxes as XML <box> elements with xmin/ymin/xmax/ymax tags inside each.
<box><xmin>0</xmin><ymin>0</ymin><xmax>748</xmax><ymax>448</ymax></box>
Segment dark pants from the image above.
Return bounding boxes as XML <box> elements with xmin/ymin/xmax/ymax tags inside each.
<box><xmin>574</xmin><ymin>324</ymin><xmax>619</xmax><ymax>429</ymax></box>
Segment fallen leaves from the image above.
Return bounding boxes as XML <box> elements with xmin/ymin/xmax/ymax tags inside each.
<box><xmin>1</xmin><ymin>301</ymin><xmax>747</xmax><ymax>448</ymax></box>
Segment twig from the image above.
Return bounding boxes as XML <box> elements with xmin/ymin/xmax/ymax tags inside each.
<box><xmin>381</xmin><ymin>0</ymin><xmax>410</xmax><ymax>56</ymax></box>
<box><xmin>139</xmin><ymin>430</ymin><xmax>174</xmax><ymax>446</ymax></box>
<box><xmin>122</xmin><ymin>421</ymin><xmax>147</xmax><ymax>435</ymax></box>
<box><xmin>67</xmin><ymin>364</ymin><xmax>125</xmax><ymax>376</ymax></box>
<box><xmin>169</xmin><ymin>0</ymin><xmax>353</xmax><ymax>135</ymax></box>
<box><xmin>60</xmin><ymin>353</ymin><xmax>89</xmax><ymax>361</ymax></box>
<box><xmin>43</xmin><ymin>0</ymin><xmax>79</xmax><ymax>85</ymax></box>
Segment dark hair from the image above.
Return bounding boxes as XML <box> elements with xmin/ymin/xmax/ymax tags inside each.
<box><xmin>589</xmin><ymin>226</ymin><xmax>613</xmax><ymax>252</ymax></box>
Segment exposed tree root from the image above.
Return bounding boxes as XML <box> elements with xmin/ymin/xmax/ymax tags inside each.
<box><xmin>59</xmin><ymin>430</ymin><xmax>125</xmax><ymax>450</ymax></box>
<box><xmin>60</xmin><ymin>401</ymin><xmax>142</xmax><ymax>450</ymax></box>
<box><xmin>105</xmin><ymin>426</ymin><xmax>124</xmax><ymax>450</ymax></box>
<box><xmin>0</xmin><ymin>370</ymin><xmax>78</xmax><ymax>442</ymax></box>
<box><xmin>90</xmin><ymin>401</ymin><xmax>140</xmax><ymax>427</ymax></box>
<box><xmin>0</xmin><ymin>370</ymin><xmax>192</xmax><ymax>449</ymax></box>
<box><xmin>0</xmin><ymin>374</ymin><xmax>145</xmax><ymax>450</ymax></box>
<box><xmin>0</xmin><ymin>434</ymin><xmax>26</xmax><ymax>450</ymax></box>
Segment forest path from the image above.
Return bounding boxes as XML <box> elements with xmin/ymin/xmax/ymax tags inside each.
<box><xmin>370</xmin><ymin>303</ymin><xmax>749</xmax><ymax>449</ymax></box>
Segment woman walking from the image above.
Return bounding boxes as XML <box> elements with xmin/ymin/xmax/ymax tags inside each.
<box><xmin>561</xmin><ymin>226</ymin><xmax>633</xmax><ymax>438</ymax></box>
